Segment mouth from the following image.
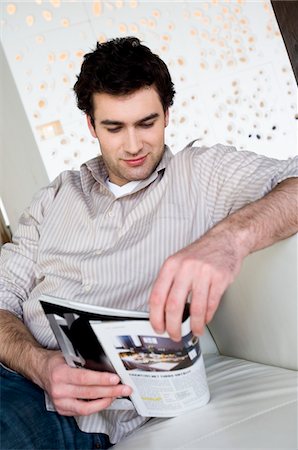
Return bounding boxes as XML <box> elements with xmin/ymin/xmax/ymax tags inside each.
<box><xmin>123</xmin><ymin>155</ymin><xmax>147</xmax><ymax>167</ymax></box>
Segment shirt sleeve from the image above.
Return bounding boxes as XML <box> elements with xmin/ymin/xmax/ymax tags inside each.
<box><xmin>0</xmin><ymin>177</ymin><xmax>61</xmax><ymax>319</ymax></box>
<box><xmin>191</xmin><ymin>144</ymin><xmax>298</xmax><ymax>227</ymax></box>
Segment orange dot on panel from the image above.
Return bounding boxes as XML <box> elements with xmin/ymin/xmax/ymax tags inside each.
<box><xmin>152</xmin><ymin>10</ymin><xmax>160</xmax><ymax>18</ymax></box>
<box><xmin>116</xmin><ymin>0</ymin><xmax>124</xmax><ymax>8</ymax></box>
<box><xmin>39</xmin><ymin>82</ymin><xmax>47</xmax><ymax>91</ymax></box>
<box><xmin>130</xmin><ymin>0</ymin><xmax>138</xmax><ymax>8</ymax></box>
<box><xmin>59</xmin><ymin>52</ymin><xmax>68</xmax><ymax>61</ymax></box>
<box><xmin>162</xmin><ymin>34</ymin><xmax>170</xmax><ymax>42</ymax></box>
<box><xmin>36</xmin><ymin>35</ymin><xmax>45</xmax><ymax>44</ymax></box>
<box><xmin>61</xmin><ymin>18</ymin><xmax>70</xmax><ymax>27</ymax></box>
<box><xmin>26</xmin><ymin>15</ymin><xmax>34</xmax><ymax>26</ymax></box>
<box><xmin>42</xmin><ymin>10</ymin><xmax>52</xmax><ymax>21</ymax></box>
<box><xmin>227</xmin><ymin>59</ymin><xmax>236</xmax><ymax>67</ymax></box>
<box><xmin>194</xmin><ymin>10</ymin><xmax>203</xmax><ymax>18</ymax></box>
<box><xmin>6</xmin><ymin>4</ymin><xmax>17</xmax><ymax>15</ymax></box>
<box><xmin>168</xmin><ymin>23</ymin><xmax>175</xmax><ymax>31</ymax></box>
<box><xmin>75</xmin><ymin>50</ymin><xmax>84</xmax><ymax>59</ymax></box>
<box><xmin>129</xmin><ymin>23</ymin><xmax>139</xmax><ymax>33</ymax></box>
<box><xmin>50</xmin><ymin>0</ymin><xmax>61</xmax><ymax>7</ymax></box>
<box><xmin>177</xmin><ymin>57</ymin><xmax>185</xmax><ymax>66</ymax></box>
<box><xmin>148</xmin><ymin>19</ymin><xmax>156</xmax><ymax>29</ymax></box>
<box><xmin>92</xmin><ymin>1</ymin><xmax>102</xmax><ymax>16</ymax></box>
<box><xmin>97</xmin><ymin>34</ymin><xmax>106</xmax><ymax>43</ymax></box>
<box><xmin>62</xmin><ymin>75</ymin><xmax>69</xmax><ymax>84</ymax></box>
<box><xmin>38</xmin><ymin>99</ymin><xmax>46</xmax><ymax>108</ymax></box>
<box><xmin>48</xmin><ymin>52</ymin><xmax>55</xmax><ymax>63</ymax></box>
<box><xmin>35</xmin><ymin>0</ymin><xmax>42</xmax><ymax>5</ymax></box>
<box><xmin>15</xmin><ymin>53</ymin><xmax>23</xmax><ymax>62</ymax></box>
<box><xmin>119</xmin><ymin>23</ymin><xmax>127</xmax><ymax>33</ymax></box>
<box><xmin>214</xmin><ymin>60</ymin><xmax>222</xmax><ymax>70</ymax></box>
<box><xmin>240</xmin><ymin>18</ymin><xmax>248</xmax><ymax>25</ymax></box>
<box><xmin>190</xmin><ymin>28</ymin><xmax>197</xmax><ymax>36</ymax></box>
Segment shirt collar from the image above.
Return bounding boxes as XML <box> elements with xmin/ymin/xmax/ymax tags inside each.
<box><xmin>80</xmin><ymin>145</ymin><xmax>173</xmax><ymax>195</ymax></box>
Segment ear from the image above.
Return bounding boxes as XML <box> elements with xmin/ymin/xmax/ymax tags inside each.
<box><xmin>86</xmin><ymin>115</ymin><xmax>97</xmax><ymax>138</ymax></box>
<box><xmin>164</xmin><ymin>109</ymin><xmax>169</xmax><ymax>128</ymax></box>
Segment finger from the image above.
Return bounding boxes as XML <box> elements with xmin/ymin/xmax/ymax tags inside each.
<box><xmin>190</xmin><ymin>278</ymin><xmax>210</xmax><ymax>336</ymax></box>
<box><xmin>54</xmin><ymin>368</ymin><xmax>120</xmax><ymax>387</ymax></box>
<box><xmin>165</xmin><ymin>275</ymin><xmax>192</xmax><ymax>341</ymax></box>
<box><xmin>149</xmin><ymin>257</ymin><xmax>178</xmax><ymax>333</ymax></box>
<box><xmin>52</xmin><ymin>382</ymin><xmax>132</xmax><ymax>401</ymax></box>
<box><xmin>205</xmin><ymin>281</ymin><xmax>226</xmax><ymax>324</ymax></box>
<box><xmin>55</xmin><ymin>397</ymin><xmax>114</xmax><ymax>416</ymax></box>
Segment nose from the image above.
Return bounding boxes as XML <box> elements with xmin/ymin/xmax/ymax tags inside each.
<box><xmin>125</xmin><ymin>128</ymin><xmax>142</xmax><ymax>155</ymax></box>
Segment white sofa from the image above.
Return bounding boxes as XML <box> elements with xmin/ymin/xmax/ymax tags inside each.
<box><xmin>114</xmin><ymin>235</ymin><xmax>298</xmax><ymax>449</ymax></box>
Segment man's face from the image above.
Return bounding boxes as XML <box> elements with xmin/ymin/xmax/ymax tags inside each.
<box><xmin>87</xmin><ymin>87</ymin><xmax>169</xmax><ymax>186</ymax></box>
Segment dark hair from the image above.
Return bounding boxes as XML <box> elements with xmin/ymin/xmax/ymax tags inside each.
<box><xmin>73</xmin><ymin>37</ymin><xmax>175</xmax><ymax>124</ymax></box>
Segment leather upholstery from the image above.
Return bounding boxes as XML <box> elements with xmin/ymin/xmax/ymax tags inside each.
<box><xmin>114</xmin><ymin>236</ymin><xmax>298</xmax><ymax>449</ymax></box>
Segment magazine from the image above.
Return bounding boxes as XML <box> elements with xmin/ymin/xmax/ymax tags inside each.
<box><xmin>39</xmin><ymin>294</ymin><xmax>210</xmax><ymax>417</ymax></box>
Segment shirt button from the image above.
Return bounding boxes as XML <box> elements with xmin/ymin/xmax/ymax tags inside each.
<box><xmin>95</xmin><ymin>249</ymin><xmax>102</xmax><ymax>255</ymax></box>
<box><xmin>107</xmin><ymin>209</ymin><xmax>113</xmax><ymax>217</ymax></box>
<box><xmin>84</xmin><ymin>284</ymin><xmax>91</xmax><ymax>292</ymax></box>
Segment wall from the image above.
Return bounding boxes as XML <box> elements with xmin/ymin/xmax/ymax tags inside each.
<box><xmin>0</xmin><ymin>43</ymin><xmax>49</xmax><ymax>231</ymax></box>
<box><xmin>0</xmin><ymin>0</ymin><xmax>297</xmax><ymax>230</ymax></box>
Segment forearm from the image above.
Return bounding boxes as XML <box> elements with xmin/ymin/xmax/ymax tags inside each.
<box><xmin>0</xmin><ymin>309</ymin><xmax>52</xmax><ymax>388</ymax></box>
<box><xmin>150</xmin><ymin>178</ymin><xmax>297</xmax><ymax>339</ymax></box>
<box><xmin>211</xmin><ymin>177</ymin><xmax>298</xmax><ymax>259</ymax></box>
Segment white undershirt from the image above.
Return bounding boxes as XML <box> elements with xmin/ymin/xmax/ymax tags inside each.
<box><xmin>105</xmin><ymin>179</ymin><xmax>141</xmax><ymax>198</ymax></box>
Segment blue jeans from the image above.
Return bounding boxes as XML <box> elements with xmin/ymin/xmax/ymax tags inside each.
<box><xmin>0</xmin><ymin>364</ymin><xmax>112</xmax><ymax>449</ymax></box>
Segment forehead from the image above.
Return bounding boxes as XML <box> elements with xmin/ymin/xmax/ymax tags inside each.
<box><xmin>92</xmin><ymin>87</ymin><xmax>163</xmax><ymax>122</ymax></box>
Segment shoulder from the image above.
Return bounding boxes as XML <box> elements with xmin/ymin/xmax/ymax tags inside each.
<box><xmin>171</xmin><ymin>143</ymin><xmax>237</xmax><ymax>169</ymax></box>
<box><xmin>28</xmin><ymin>169</ymin><xmax>82</xmax><ymax>216</ymax></box>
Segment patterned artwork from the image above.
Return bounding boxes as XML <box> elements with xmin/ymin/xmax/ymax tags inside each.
<box><xmin>1</xmin><ymin>0</ymin><xmax>296</xmax><ymax>180</ymax></box>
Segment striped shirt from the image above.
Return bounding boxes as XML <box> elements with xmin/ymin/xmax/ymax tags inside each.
<box><xmin>0</xmin><ymin>142</ymin><xmax>297</xmax><ymax>443</ymax></box>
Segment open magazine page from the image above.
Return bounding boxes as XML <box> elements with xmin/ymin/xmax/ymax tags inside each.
<box><xmin>40</xmin><ymin>297</ymin><xmax>137</xmax><ymax>411</ymax></box>
<box><xmin>90</xmin><ymin>318</ymin><xmax>210</xmax><ymax>417</ymax></box>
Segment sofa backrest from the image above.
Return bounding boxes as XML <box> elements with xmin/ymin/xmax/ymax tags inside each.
<box><xmin>208</xmin><ymin>234</ymin><xmax>297</xmax><ymax>370</ymax></box>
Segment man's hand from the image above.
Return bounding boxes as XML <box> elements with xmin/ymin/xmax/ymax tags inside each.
<box><xmin>149</xmin><ymin>226</ymin><xmax>246</xmax><ymax>341</ymax></box>
<box><xmin>40</xmin><ymin>351</ymin><xmax>132</xmax><ymax>416</ymax></box>
<box><xmin>149</xmin><ymin>178</ymin><xmax>298</xmax><ymax>341</ymax></box>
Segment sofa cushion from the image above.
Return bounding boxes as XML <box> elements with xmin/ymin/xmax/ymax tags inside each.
<box><xmin>114</xmin><ymin>354</ymin><xmax>298</xmax><ymax>449</ymax></box>
<box><xmin>209</xmin><ymin>235</ymin><xmax>297</xmax><ymax>370</ymax></box>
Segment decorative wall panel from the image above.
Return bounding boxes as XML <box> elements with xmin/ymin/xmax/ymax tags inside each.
<box><xmin>1</xmin><ymin>0</ymin><xmax>296</xmax><ymax>181</ymax></box>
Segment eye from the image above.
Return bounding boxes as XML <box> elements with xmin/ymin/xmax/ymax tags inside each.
<box><xmin>140</xmin><ymin>122</ymin><xmax>155</xmax><ymax>128</ymax></box>
<box><xmin>107</xmin><ymin>127</ymin><xmax>122</xmax><ymax>133</ymax></box>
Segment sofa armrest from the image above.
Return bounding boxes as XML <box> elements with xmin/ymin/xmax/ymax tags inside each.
<box><xmin>208</xmin><ymin>234</ymin><xmax>297</xmax><ymax>370</ymax></box>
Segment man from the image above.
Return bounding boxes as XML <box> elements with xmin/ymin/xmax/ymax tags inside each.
<box><xmin>0</xmin><ymin>37</ymin><xmax>297</xmax><ymax>449</ymax></box>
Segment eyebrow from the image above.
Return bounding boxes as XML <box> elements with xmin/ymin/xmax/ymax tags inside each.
<box><xmin>100</xmin><ymin>113</ymin><xmax>160</xmax><ymax>126</ymax></box>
